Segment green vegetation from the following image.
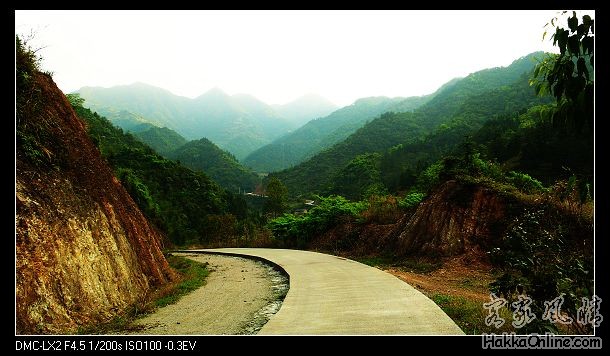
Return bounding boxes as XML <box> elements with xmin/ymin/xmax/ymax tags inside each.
<box><xmin>154</xmin><ymin>255</ymin><xmax>210</xmax><ymax>307</ymax></box>
<box><xmin>70</xmin><ymin>101</ymin><xmax>254</xmax><ymax>246</ymax></box>
<box><xmin>273</xmin><ymin>52</ymin><xmax>550</xmax><ymax>199</ymax></box>
<box><xmin>357</xmin><ymin>256</ymin><xmax>441</xmax><ymax>273</ymax></box>
<box><xmin>134</xmin><ymin>126</ymin><xmax>188</xmax><ymax>156</ymax></box>
<box><xmin>431</xmin><ymin>294</ymin><xmax>514</xmax><ymax>335</ymax></box>
<box><xmin>268</xmin><ymin>196</ymin><xmax>366</xmax><ymax>248</ymax></box>
<box><xmin>244</xmin><ymin>95</ymin><xmax>433</xmax><ymax>172</ymax></box>
<box><xmin>379</xmin><ymin>71</ymin><xmax>552</xmax><ymax>193</ymax></box>
<box><xmin>272</xmin><ymin>111</ymin><xmax>429</xmax><ymax>198</ymax></box>
<box><xmin>398</xmin><ymin>192</ymin><xmax>425</xmax><ymax>209</ymax></box>
<box><xmin>470</xmin><ymin>105</ymin><xmax>592</xmax><ymax>185</ymax></box>
<box><xmin>77</xmin><ymin>254</ymin><xmax>209</xmax><ymax>334</ymax></box>
<box><xmin>86</xmin><ymin>106</ymin><xmax>159</xmax><ymax>133</ymax></box>
<box><xmin>329</xmin><ymin>153</ymin><xmax>386</xmax><ymax>200</ymax></box>
<box><xmin>167</xmin><ymin>137</ymin><xmax>260</xmax><ymax>193</ymax></box>
<box><xmin>16</xmin><ymin>36</ymin><xmax>53</xmax><ymax>169</ymax></box>
<box><xmin>531</xmin><ymin>11</ymin><xmax>593</xmax><ymax>135</ymax></box>
<box><xmin>263</xmin><ymin>177</ymin><xmax>288</xmax><ymax>217</ymax></box>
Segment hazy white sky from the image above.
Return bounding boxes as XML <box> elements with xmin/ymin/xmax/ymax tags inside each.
<box><xmin>15</xmin><ymin>10</ymin><xmax>587</xmax><ymax>107</ymax></box>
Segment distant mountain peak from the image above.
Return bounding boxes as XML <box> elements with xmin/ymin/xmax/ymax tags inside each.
<box><xmin>131</xmin><ymin>81</ymin><xmax>155</xmax><ymax>87</ymax></box>
<box><xmin>272</xmin><ymin>93</ymin><xmax>339</xmax><ymax>127</ymax></box>
<box><xmin>201</xmin><ymin>87</ymin><xmax>228</xmax><ymax>97</ymax></box>
<box><xmin>353</xmin><ymin>96</ymin><xmax>401</xmax><ymax>106</ymax></box>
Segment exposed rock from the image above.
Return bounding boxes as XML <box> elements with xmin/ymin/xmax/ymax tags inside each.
<box><xmin>16</xmin><ymin>71</ymin><xmax>176</xmax><ymax>334</ymax></box>
<box><xmin>392</xmin><ymin>180</ymin><xmax>506</xmax><ymax>256</ymax></box>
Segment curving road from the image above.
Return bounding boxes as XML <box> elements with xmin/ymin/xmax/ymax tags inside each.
<box><xmin>188</xmin><ymin>248</ymin><xmax>464</xmax><ymax>335</ymax></box>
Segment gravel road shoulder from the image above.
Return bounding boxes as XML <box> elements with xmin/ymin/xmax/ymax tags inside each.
<box><xmin>131</xmin><ymin>253</ymin><xmax>288</xmax><ymax>335</ymax></box>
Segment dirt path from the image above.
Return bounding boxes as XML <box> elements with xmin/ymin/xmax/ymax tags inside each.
<box><xmin>384</xmin><ymin>253</ymin><xmax>495</xmax><ymax>302</ymax></box>
<box><xmin>131</xmin><ymin>253</ymin><xmax>287</xmax><ymax>335</ymax></box>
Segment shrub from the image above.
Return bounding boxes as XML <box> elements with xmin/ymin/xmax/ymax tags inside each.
<box><xmin>398</xmin><ymin>192</ymin><xmax>425</xmax><ymax>210</ymax></box>
<box><xmin>416</xmin><ymin>161</ymin><xmax>444</xmax><ymax>192</ymax></box>
<box><xmin>268</xmin><ymin>195</ymin><xmax>366</xmax><ymax>248</ymax></box>
<box><xmin>361</xmin><ymin>195</ymin><xmax>402</xmax><ymax>224</ymax></box>
<box><xmin>506</xmin><ymin>171</ymin><xmax>545</xmax><ymax>193</ymax></box>
<box><xmin>488</xmin><ymin>208</ymin><xmax>593</xmax><ymax>334</ymax></box>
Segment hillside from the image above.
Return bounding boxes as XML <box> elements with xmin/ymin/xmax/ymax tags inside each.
<box><xmin>72</xmin><ymin>103</ymin><xmax>249</xmax><ymax>246</ymax></box>
<box><xmin>86</xmin><ymin>106</ymin><xmax>158</xmax><ymax>133</ymax></box>
<box><xmin>167</xmin><ymin>138</ymin><xmax>260</xmax><ymax>193</ymax></box>
<box><xmin>243</xmin><ymin>95</ymin><xmax>430</xmax><ymax>172</ymax></box>
<box><xmin>412</xmin><ymin>52</ymin><xmax>544</xmax><ymax>128</ymax></box>
<box><xmin>77</xmin><ymin>84</ymin><xmax>295</xmax><ymax>160</ymax></box>
<box><xmin>272</xmin><ymin>111</ymin><xmax>427</xmax><ymax>197</ymax></box>
<box><xmin>125</xmin><ymin>123</ymin><xmax>259</xmax><ymax>193</ymax></box>
<box><xmin>16</xmin><ymin>40</ymin><xmax>175</xmax><ymax>334</ymax></box>
<box><xmin>243</xmin><ymin>81</ymin><xmax>465</xmax><ymax>173</ymax></box>
<box><xmin>77</xmin><ymin>82</ymin><xmax>192</xmax><ymax>130</ymax></box>
<box><xmin>134</xmin><ymin>126</ymin><xmax>188</xmax><ymax>156</ymax></box>
<box><xmin>379</xmin><ymin>72</ymin><xmax>554</xmax><ymax>192</ymax></box>
<box><xmin>272</xmin><ymin>52</ymin><xmax>547</xmax><ymax>198</ymax></box>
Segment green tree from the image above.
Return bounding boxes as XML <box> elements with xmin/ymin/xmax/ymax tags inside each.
<box><xmin>66</xmin><ymin>93</ymin><xmax>85</xmax><ymax>108</ymax></box>
<box><xmin>264</xmin><ymin>177</ymin><xmax>288</xmax><ymax>217</ymax></box>
<box><xmin>531</xmin><ymin>11</ymin><xmax>594</xmax><ymax>133</ymax></box>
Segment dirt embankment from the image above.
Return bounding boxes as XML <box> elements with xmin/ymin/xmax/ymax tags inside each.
<box><xmin>16</xmin><ymin>66</ymin><xmax>175</xmax><ymax>334</ymax></box>
<box><xmin>132</xmin><ymin>254</ymin><xmax>288</xmax><ymax>335</ymax></box>
<box><xmin>309</xmin><ymin>181</ymin><xmax>508</xmax><ymax>259</ymax></box>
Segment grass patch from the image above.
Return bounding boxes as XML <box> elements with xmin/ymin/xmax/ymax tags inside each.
<box><xmin>77</xmin><ymin>254</ymin><xmax>209</xmax><ymax>334</ymax></box>
<box><xmin>154</xmin><ymin>255</ymin><xmax>209</xmax><ymax>308</ymax></box>
<box><xmin>431</xmin><ymin>293</ymin><xmax>514</xmax><ymax>335</ymax></box>
<box><xmin>357</xmin><ymin>255</ymin><xmax>441</xmax><ymax>274</ymax></box>
<box><xmin>355</xmin><ymin>255</ymin><xmax>396</xmax><ymax>267</ymax></box>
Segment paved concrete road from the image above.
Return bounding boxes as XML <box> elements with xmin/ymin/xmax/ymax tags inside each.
<box><xmin>189</xmin><ymin>248</ymin><xmax>464</xmax><ymax>335</ymax></box>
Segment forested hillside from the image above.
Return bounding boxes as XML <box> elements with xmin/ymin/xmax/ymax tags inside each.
<box><xmin>70</xmin><ymin>101</ymin><xmax>251</xmax><ymax>246</ymax></box>
<box><xmin>272</xmin><ymin>52</ymin><xmax>548</xmax><ymax>198</ymax></box>
<box><xmin>379</xmin><ymin>72</ymin><xmax>554</xmax><ymax>193</ymax></box>
<box><xmin>272</xmin><ymin>111</ymin><xmax>428</xmax><ymax>197</ymax></box>
<box><xmin>167</xmin><ymin>138</ymin><xmax>260</xmax><ymax>193</ymax></box>
<box><xmin>243</xmin><ymin>95</ymin><xmax>432</xmax><ymax>172</ymax></box>
<box><xmin>134</xmin><ymin>126</ymin><xmax>188</xmax><ymax>156</ymax></box>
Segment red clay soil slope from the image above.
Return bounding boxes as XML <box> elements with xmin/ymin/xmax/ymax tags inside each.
<box><xmin>16</xmin><ymin>69</ymin><xmax>176</xmax><ymax>334</ymax></box>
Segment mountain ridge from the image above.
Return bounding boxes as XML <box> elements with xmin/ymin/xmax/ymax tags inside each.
<box><xmin>271</xmin><ymin>51</ymin><xmax>547</xmax><ymax>197</ymax></box>
<box><xmin>75</xmin><ymin>84</ymin><xmax>337</xmax><ymax>160</ymax></box>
